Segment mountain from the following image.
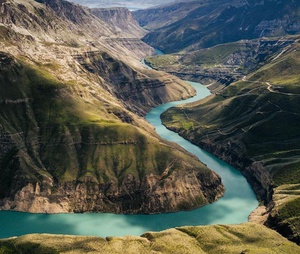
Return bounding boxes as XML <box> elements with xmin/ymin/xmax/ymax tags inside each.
<box><xmin>0</xmin><ymin>0</ymin><xmax>224</xmax><ymax>214</ymax></box>
<box><xmin>133</xmin><ymin>0</ymin><xmax>203</xmax><ymax>31</ymax></box>
<box><xmin>137</xmin><ymin>0</ymin><xmax>300</xmax><ymax>53</ymax></box>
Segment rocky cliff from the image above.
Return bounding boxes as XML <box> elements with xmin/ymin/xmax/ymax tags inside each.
<box><xmin>0</xmin><ymin>0</ymin><xmax>225</xmax><ymax>214</ymax></box>
<box><xmin>74</xmin><ymin>50</ymin><xmax>195</xmax><ymax>115</ymax></box>
<box><xmin>91</xmin><ymin>7</ymin><xmax>146</xmax><ymax>38</ymax></box>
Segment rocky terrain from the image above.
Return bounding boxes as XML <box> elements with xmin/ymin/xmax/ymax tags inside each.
<box><xmin>1</xmin><ymin>0</ymin><xmax>300</xmax><ymax>251</ymax></box>
<box><xmin>91</xmin><ymin>7</ymin><xmax>146</xmax><ymax>38</ymax></box>
<box><xmin>0</xmin><ymin>0</ymin><xmax>225</xmax><ymax>214</ymax></box>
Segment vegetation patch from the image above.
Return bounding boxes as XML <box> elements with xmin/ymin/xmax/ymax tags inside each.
<box><xmin>1</xmin><ymin>223</ymin><xmax>299</xmax><ymax>253</ymax></box>
<box><xmin>161</xmin><ymin>36</ymin><xmax>300</xmax><ymax>243</ymax></box>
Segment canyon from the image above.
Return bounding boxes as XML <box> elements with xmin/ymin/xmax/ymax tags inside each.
<box><xmin>0</xmin><ymin>0</ymin><xmax>299</xmax><ymax>251</ymax></box>
<box><xmin>0</xmin><ymin>0</ymin><xmax>224</xmax><ymax>214</ymax></box>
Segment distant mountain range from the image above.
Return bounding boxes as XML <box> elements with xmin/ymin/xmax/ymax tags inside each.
<box><xmin>135</xmin><ymin>0</ymin><xmax>300</xmax><ymax>53</ymax></box>
<box><xmin>68</xmin><ymin>0</ymin><xmax>177</xmax><ymax>10</ymax></box>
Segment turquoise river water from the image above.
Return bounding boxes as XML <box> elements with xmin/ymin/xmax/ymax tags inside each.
<box><xmin>0</xmin><ymin>82</ymin><xmax>258</xmax><ymax>239</ymax></box>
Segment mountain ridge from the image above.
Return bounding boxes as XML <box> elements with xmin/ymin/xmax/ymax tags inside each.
<box><xmin>136</xmin><ymin>0</ymin><xmax>300</xmax><ymax>244</ymax></box>
<box><xmin>138</xmin><ymin>0</ymin><xmax>300</xmax><ymax>53</ymax></box>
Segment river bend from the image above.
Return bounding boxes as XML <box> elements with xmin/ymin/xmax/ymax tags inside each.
<box><xmin>0</xmin><ymin>82</ymin><xmax>258</xmax><ymax>239</ymax></box>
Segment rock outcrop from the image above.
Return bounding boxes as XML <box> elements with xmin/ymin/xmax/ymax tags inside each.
<box><xmin>0</xmin><ymin>165</ymin><xmax>223</xmax><ymax>214</ymax></box>
<box><xmin>91</xmin><ymin>7</ymin><xmax>147</xmax><ymax>38</ymax></box>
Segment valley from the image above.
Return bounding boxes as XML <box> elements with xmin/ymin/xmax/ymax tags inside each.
<box><xmin>141</xmin><ymin>0</ymin><xmax>300</xmax><ymax>245</ymax></box>
<box><xmin>0</xmin><ymin>0</ymin><xmax>300</xmax><ymax>252</ymax></box>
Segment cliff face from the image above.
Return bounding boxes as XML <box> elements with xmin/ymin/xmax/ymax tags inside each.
<box><xmin>74</xmin><ymin>50</ymin><xmax>195</xmax><ymax>115</ymax></box>
<box><xmin>1</xmin><ymin>161</ymin><xmax>223</xmax><ymax>214</ymax></box>
<box><xmin>91</xmin><ymin>7</ymin><xmax>146</xmax><ymax>38</ymax></box>
<box><xmin>0</xmin><ymin>0</ymin><xmax>225</xmax><ymax>214</ymax></box>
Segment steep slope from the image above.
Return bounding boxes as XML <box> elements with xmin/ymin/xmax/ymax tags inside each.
<box><xmin>91</xmin><ymin>7</ymin><xmax>146</xmax><ymax>38</ymax></box>
<box><xmin>161</xmin><ymin>38</ymin><xmax>300</xmax><ymax>243</ymax></box>
<box><xmin>139</xmin><ymin>0</ymin><xmax>300</xmax><ymax>53</ymax></box>
<box><xmin>0</xmin><ymin>0</ymin><xmax>224</xmax><ymax>213</ymax></box>
<box><xmin>1</xmin><ymin>223</ymin><xmax>299</xmax><ymax>253</ymax></box>
<box><xmin>0</xmin><ymin>52</ymin><xmax>223</xmax><ymax>214</ymax></box>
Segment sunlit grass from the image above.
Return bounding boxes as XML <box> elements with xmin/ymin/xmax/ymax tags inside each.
<box><xmin>0</xmin><ymin>223</ymin><xmax>299</xmax><ymax>254</ymax></box>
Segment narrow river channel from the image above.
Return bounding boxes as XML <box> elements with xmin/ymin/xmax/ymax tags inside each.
<box><xmin>0</xmin><ymin>66</ymin><xmax>258</xmax><ymax>240</ymax></box>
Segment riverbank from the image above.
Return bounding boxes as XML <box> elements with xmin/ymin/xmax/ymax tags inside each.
<box><xmin>160</xmin><ymin>75</ymin><xmax>300</xmax><ymax>244</ymax></box>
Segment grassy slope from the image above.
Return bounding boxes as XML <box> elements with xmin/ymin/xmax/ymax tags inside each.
<box><xmin>144</xmin><ymin>37</ymin><xmax>300</xmax><ymax>93</ymax></box>
<box><xmin>0</xmin><ymin>223</ymin><xmax>299</xmax><ymax>254</ymax></box>
<box><xmin>161</xmin><ymin>41</ymin><xmax>300</xmax><ymax>242</ymax></box>
<box><xmin>0</xmin><ymin>52</ymin><xmax>221</xmax><ymax>213</ymax></box>
<box><xmin>145</xmin><ymin>42</ymin><xmax>242</xmax><ymax>68</ymax></box>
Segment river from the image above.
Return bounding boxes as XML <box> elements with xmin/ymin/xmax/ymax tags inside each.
<box><xmin>0</xmin><ymin>65</ymin><xmax>258</xmax><ymax>240</ymax></box>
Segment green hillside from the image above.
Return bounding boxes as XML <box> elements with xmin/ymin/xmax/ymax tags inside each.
<box><xmin>0</xmin><ymin>223</ymin><xmax>299</xmax><ymax>254</ymax></box>
<box><xmin>0</xmin><ymin>0</ymin><xmax>226</xmax><ymax>215</ymax></box>
<box><xmin>144</xmin><ymin>36</ymin><xmax>299</xmax><ymax>90</ymax></box>
<box><xmin>0</xmin><ymin>51</ymin><xmax>223</xmax><ymax>214</ymax></box>
<box><xmin>161</xmin><ymin>38</ymin><xmax>300</xmax><ymax>243</ymax></box>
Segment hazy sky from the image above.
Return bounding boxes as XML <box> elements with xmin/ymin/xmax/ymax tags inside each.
<box><xmin>69</xmin><ymin>0</ymin><xmax>176</xmax><ymax>10</ymax></box>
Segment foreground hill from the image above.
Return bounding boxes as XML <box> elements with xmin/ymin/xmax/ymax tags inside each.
<box><xmin>0</xmin><ymin>223</ymin><xmax>299</xmax><ymax>253</ymax></box>
<box><xmin>0</xmin><ymin>0</ymin><xmax>224</xmax><ymax>214</ymax></box>
<box><xmin>137</xmin><ymin>0</ymin><xmax>300</xmax><ymax>53</ymax></box>
<box><xmin>161</xmin><ymin>36</ymin><xmax>300</xmax><ymax>243</ymax></box>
